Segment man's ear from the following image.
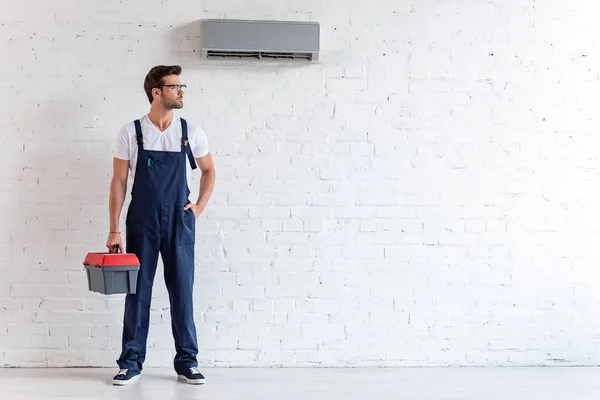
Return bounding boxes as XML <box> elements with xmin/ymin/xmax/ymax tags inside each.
<box><xmin>152</xmin><ymin>87</ymin><xmax>161</xmax><ymax>100</ymax></box>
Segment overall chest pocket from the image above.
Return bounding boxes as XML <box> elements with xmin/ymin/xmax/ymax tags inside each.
<box><xmin>143</xmin><ymin>153</ymin><xmax>181</xmax><ymax>195</ymax></box>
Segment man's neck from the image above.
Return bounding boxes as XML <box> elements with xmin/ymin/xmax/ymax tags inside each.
<box><xmin>147</xmin><ymin>106</ymin><xmax>174</xmax><ymax>132</ymax></box>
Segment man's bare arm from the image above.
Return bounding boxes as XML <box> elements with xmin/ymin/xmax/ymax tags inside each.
<box><xmin>106</xmin><ymin>158</ymin><xmax>129</xmax><ymax>251</ymax></box>
<box><xmin>195</xmin><ymin>153</ymin><xmax>216</xmax><ymax>207</ymax></box>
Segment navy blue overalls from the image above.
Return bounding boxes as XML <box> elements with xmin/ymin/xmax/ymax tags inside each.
<box><xmin>117</xmin><ymin>118</ymin><xmax>199</xmax><ymax>374</ymax></box>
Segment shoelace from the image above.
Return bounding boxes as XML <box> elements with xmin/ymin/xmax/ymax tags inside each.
<box><xmin>190</xmin><ymin>367</ymin><xmax>202</xmax><ymax>375</ymax></box>
<box><xmin>117</xmin><ymin>369</ymin><xmax>128</xmax><ymax>376</ymax></box>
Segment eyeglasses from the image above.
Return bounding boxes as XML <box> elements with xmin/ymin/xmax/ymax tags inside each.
<box><xmin>160</xmin><ymin>84</ymin><xmax>187</xmax><ymax>90</ymax></box>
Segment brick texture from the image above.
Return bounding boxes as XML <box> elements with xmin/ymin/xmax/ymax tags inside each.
<box><xmin>1</xmin><ymin>0</ymin><xmax>600</xmax><ymax>367</ymax></box>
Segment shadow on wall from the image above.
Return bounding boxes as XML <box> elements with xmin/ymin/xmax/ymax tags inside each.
<box><xmin>168</xmin><ymin>20</ymin><xmax>202</xmax><ymax>64</ymax></box>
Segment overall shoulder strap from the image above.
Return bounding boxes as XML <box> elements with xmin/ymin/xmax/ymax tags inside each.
<box><xmin>134</xmin><ymin>119</ymin><xmax>144</xmax><ymax>149</ymax></box>
<box><xmin>181</xmin><ymin>118</ymin><xmax>198</xmax><ymax>170</ymax></box>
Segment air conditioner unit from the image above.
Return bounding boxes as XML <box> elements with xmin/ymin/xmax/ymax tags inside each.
<box><xmin>200</xmin><ymin>19</ymin><xmax>320</xmax><ymax>62</ymax></box>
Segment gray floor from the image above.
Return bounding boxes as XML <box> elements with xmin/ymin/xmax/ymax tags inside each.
<box><xmin>1</xmin><ymin>367</ymin><xmax>599</xmax><ymax>399</ymax></box>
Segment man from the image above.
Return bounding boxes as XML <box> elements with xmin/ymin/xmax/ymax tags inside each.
<box><xmin>106</xmin><ymin>65</ymin><xmax>216</xmax><ymax>386</ymax></box>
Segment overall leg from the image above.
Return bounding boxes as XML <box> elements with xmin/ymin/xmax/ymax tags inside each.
<box><xmin>161</xmin><ymin>207</ymin><xmax>198</xmax><ymax>373</ymax></box>
<box><xmin>117</xmin><ymin>208</ymin><xmax>160</xmax><ymax>372</ymax></box>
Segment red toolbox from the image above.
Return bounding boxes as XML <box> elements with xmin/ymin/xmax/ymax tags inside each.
<box><xmin>83</xmin><ymin>245</ymin><xmax>140</xmax><ymax>295</ymax></box>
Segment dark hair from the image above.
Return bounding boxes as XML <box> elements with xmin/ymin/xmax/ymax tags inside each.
<box><xmin>143</xmin><ymin>65</ymin><xmax>182</xmax><ymax>104</ymax></box>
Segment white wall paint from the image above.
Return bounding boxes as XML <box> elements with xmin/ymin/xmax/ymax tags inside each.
<box><xmin>2</xmin><ymin>0</ymin><xmax>600</xmax><ymax>367</ymax></box>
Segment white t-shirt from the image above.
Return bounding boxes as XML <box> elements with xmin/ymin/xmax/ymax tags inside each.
<box><xmin>114</xmin><ymin>115</ymin><xmax>209</xmax><ymax>185</ymax></box>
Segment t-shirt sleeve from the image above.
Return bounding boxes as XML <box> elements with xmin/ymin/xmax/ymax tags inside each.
<box><xmin>190</xmin><ymin>124</ymin><xmax>210</xmax><ymax>158</ymax></box>
<box><xmin>114</xmin><ymin>125</ymin><xmax>130</xmax><ymax>160</ymax></box>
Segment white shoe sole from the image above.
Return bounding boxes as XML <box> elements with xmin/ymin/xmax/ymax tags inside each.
<box><xmin>112</xmin><ymin>374</ymin><xmax>141</xmax><ymax>386</ymax></box>
<box><xmin>178</xmin><ymin>375</ymin><xmax>205</xmax><ymax>385</ymax></box>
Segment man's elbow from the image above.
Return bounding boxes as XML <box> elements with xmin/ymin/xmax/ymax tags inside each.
<box><xmin>203</xmin><ymin>165</ymin><xmax>216</xmax><ymax>177</ymax></box>
<box><xmin>111</xmin><ymin>174</ymin><xmax>128</xmax><ymax>190</ymax></box>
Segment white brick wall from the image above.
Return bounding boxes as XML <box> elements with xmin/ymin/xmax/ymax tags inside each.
<box><xmin>2</xmin><ymin>0</ymin><xmax>600</xmax><ymax>367</ymax></box>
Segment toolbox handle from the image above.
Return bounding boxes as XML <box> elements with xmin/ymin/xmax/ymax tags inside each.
<box><xmin>112</xmin><ymin>244</ymin><xmax>121</xmax><ymax>254</ymax></box>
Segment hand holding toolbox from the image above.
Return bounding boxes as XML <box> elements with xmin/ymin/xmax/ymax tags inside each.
<box><xmin>83</xmin><ymin>244</ymin><xmax>140</xmax><ymax>295</ymax></box>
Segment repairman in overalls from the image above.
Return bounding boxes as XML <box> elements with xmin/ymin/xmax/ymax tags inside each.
<box><xmin>106</xmin><ymin>65</ymin><xmax>216</xmax><ymax>386</ymax></box>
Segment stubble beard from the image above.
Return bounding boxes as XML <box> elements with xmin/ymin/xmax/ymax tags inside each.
<box><xmin>162</xmin><ymin>98</ymin><xmax>183</xmax><ymax>110</ymax></box>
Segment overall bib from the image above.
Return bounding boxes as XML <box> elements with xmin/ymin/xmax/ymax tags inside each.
<box><xmin>117</xmin><ymin>118</ymin><xmax>199</xmax><ymax>374</ymax></box>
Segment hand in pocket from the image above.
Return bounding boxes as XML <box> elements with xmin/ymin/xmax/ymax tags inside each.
<box><xmin>183</xmin><ymin>203</ymin><xmax>205</xmax><ymax>220</ymax></box>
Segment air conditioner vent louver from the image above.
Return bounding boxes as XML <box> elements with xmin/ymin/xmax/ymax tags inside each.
<box><xmin>200</xmin><ymin>19</ymin><xmax>320</xmax><ymax>62</ymax></box>
<box><xmin>206</xmin><ymin>50</ymin><xmax>313</xmax><ymax>61</ymax></box>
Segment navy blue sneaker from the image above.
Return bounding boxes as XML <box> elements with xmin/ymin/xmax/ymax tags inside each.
<box><xmin>112</xmin><ymin>369</ymin><xmax>141</xmax><ymax>386</ymax></box>
<box><xmin>178</xmin><ymin>367</ymin><xmax>205</xmax><ymax>384</ymax></box>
